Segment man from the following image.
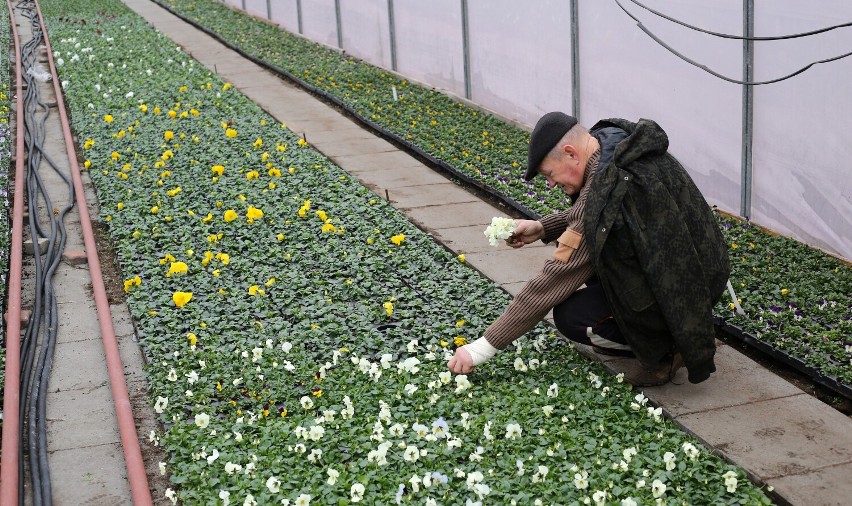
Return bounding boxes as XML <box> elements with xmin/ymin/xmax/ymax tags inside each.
<box><xmin>447</xmin><ymin>112</ymin><xmax>729</xmax><ymax>385</ymax></box>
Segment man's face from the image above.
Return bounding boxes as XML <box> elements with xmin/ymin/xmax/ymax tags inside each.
<box><xmin>538</xmin><ymin>146</ymin><xmax>584</xmax><ymax>195</ymax></box>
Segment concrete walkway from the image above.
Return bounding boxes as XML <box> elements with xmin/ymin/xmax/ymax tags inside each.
<box><xmin>81</xmin><ymin>0</ymin><xmax>852</xmax><ymax>504</ymax></box>
<box><xmin>7</xmin><ymin>3</ymin><xmax>159</xmax><ymax>504</ymax></box>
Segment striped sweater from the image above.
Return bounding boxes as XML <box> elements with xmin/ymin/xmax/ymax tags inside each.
<box><xmin>483</xmin><ymin>150</ymin><xmax>601</xmax><ymax>349</ymax></box>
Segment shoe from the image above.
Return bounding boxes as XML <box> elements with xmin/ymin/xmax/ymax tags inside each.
<box><xmin>623</xmin><ymin>352</ymin><xmax>683</xmax><ymax>387</ymax></box>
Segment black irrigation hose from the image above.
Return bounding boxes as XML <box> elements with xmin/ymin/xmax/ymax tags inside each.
<box><xmin>626</xmin><ymin>0</ymin><xmax>852</xmax><ymax>41</ymax></box>
<box><xmin>154</xmin><ymin>0</ymin><xmax>852</xmax><ymax>403</ymax></box>
<box><xmin>151</xmin><ymin>0</ymin><xmax>542</xmax><ymax>221</ymax></box>
<box><xmin>14</xmin><ymin>0</ymin><xmax>76</xmax><ymax>504</ymax></box>
<box><xmin>613</xmin><ymin>0</ymin><xmax>852</xmax><ymax>85</ymax></box>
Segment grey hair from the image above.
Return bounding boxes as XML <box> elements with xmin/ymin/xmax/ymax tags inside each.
<box><xmin>545</xmin><ymin>124</ymin><xmax>589</xmax><ymax>160</ymax></box>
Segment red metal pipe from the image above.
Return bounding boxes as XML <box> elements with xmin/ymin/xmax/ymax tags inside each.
<box><xmin>0</xmin><ymin>0</ymin><xmax>28</xmax><ymax>501</ymax></box>
<box><xmin>30</xmin><ymin>1</ymin><xmax>153</xmax><ymax>503</ymax></box>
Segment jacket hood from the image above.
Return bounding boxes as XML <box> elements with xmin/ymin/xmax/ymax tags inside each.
<box><xmin>591</xmin><ymin>118</ymin><xmax>669</xmax><ymax>167</ymax></box>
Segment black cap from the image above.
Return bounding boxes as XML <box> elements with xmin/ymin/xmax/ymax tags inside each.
<box><xmin>525</xmin><ymin>112</ymin><xmax>578</xmax><ymax>181</ymax></box>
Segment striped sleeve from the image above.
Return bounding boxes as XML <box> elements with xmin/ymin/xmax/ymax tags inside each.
<box><xmin>483</xmin><ymin>151</ymin><xmax>600</xmax><ymax>350</ymax></box>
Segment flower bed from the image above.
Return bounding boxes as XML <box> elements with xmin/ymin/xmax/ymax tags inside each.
<box><xmin>155</xmin><ymin>0</ymin><xmax>852</xmax><ymax>398</ymax></box>
<box><xmin>0</xmin><ymin>2</ymin><xmax>13</xmax><ymax>439</ymax></box>
<box><xmin>42</xmin><ymin>0</ymin><xmax>772</xmax><ymax>503</ymax></box>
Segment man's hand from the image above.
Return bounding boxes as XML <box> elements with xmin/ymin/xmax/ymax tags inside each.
<box><xmin>507</xmin><ymin>219</ymin><xmax>544</xmax><ymax>248</ymax></box>
<box><xmin>447</xmin><ymin>347</ymin><xmax>475</xmax><ymax>375</ymax></box>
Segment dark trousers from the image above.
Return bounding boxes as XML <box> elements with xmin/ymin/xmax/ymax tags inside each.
<box><xmin>552</xmin><ymin>278</ymin><xmax>635</xmax><ymax>357</ymax></box>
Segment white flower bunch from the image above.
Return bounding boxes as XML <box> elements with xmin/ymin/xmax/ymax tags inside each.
<box><xmin>483</xmin><ymin>217</ymin><xmax>516</xmax><ymax>247</ymax></box>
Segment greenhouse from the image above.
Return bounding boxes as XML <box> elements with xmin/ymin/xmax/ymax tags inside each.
<box><xmin>0</xmin><ymin>1</ymin><xmax>850</xmax><ymax>505</ymax></box>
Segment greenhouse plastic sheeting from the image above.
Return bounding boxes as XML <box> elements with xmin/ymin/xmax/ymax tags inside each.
<box><xmin>393</xmin><ymin>0</ymin><xmax>466</xmax><ymax>98</ymax></box>
<box><xmin>466</xmin><ymin>0</ymin><xmax>573</xmax><ymax>126</ymax></box>
<box><xmin>578</xmin><ymin>0</ymin><xmax>744</xmax><ymax>216</ymax></box>
<box><xmin>339</xmin><ymin>0</ymin><xmax>393</xmax><ymax>70</ymax></box>
<box><xmin>751</xmin><ymin>0</ymin><xmax>852</xmax><ymax>259</ymax></box>
<box><xmin>244</xmin><ymin>0</ymin><xmax>266</xmax><ymax>19</ymax></box>
<box><xmin>269</xmin><ymin>0</ymin><xmax>299</xmax><ymax>34</ymax></box>
<box><xmin>300</xmin><ymin>0</ymin><xmax>339</xmax><ymax>49</ymax></box>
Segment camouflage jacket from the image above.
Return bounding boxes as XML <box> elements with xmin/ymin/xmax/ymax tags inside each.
<box><xmin>585</xmin><ymin>118</ymin><xmax>730</xmax><ymax>383</ymax></box>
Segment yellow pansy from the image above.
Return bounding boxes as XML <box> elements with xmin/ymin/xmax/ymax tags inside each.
<box><xmin>211</xmin><ymin>164</ymin><xmax>224</xmax><ymax>176</ymax></box>
<box><xmin>246</xmin><ymin>206</ymin><xmax>263</xmax><ymax>221</ymax></box>
<box><xmin>253</xmin><ymin>138</ymin><xmax>263</xmax><ymax>148</ymax></box>
<box><xmin>224</xmin><ymin>210</ymin><xmax>238</xmax><ymax>222</ymax></box>
<box><xmin>321</xmin><ymin>223</ymin><xmax>336</xmax><ymax>233</ymax></box>
<box><xmin>383</xmin><ymin>301</ymin><xmax>394</xmax><ymax>316</ymax></box>
<box><xmin>172</xmin><ymin>291</ymin><xmax>192</xmax><ymax>308</ymax></box>
<box><xmin>225</xmin><ymin>128</ymin><xmax>237</xmax><ymax>138</ymax></box>
<box><xmin>245</xmin><ymin>170</ymin><xmax>259</xmax><ymax>181</ymax></box>
<box><xmin>164</xmin><ymin>130</ymin><xmax>174</xmax><ymax>141</ymax></box>
<box><xmin>166</xmin><ymin>261</ymin><xmax>188</xmax><ymax>277</ymax></box>
<box><xmin>104</xmin><ymin>114</ymin><xmax>114</xmax><ymax>123</ymax></box>
<box><xmin>123</xmin><ymin>275</ymin><xmax>142</xmax><ymax>293</ymax></box>
<box><xmin>391</xmin><ymin>234</ymin><xmax>405</xmax><ymax>246</ymax></box>
<box><xmin>316</xmin><ymin>210</ymin><xmax>327</xmax><ymax>222</ymax></box>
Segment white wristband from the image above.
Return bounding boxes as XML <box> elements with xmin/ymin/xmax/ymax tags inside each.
<box><xmin>462</xmin><ymin>337</ymin><xmax>499</xmax><ymax>366</ymax></box>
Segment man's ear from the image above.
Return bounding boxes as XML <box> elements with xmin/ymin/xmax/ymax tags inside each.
<box><xmin>562</xmin><ymin>143</ymin><xmax>581</xmax><ymax>162</ymax></box>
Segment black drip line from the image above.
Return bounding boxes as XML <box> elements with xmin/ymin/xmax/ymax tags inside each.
<box><xmin>614</xmin><ymin>0</ymin><xmax>852</xmax><ymax>85</ymax></box>
<box><xmin>15</xmin><ymin>0</ymin><xmax>76</xmax><ymax>505</ymax></box>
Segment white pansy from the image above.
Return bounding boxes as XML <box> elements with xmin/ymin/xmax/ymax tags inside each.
<box><xmin>389</xmin><ymin>423</ymin><xmax>405</xmax><ymax>436</ymax></box>
<box><xmin>307</xmin><ymin>449</ymin><xmax>322</xmax><ymax>463</ymax></box>
<box><xmin>252</xmin><ymin>347</ymin><xmax>263</xmax><ymax>362</ymax></box>
<box><xmin>513</xmin><ymin>357</ymin><xmax>527</xmax><ymax>371</ymax></box>
<box><xmin>295</xmin><ymin>494</ymin><xmax>311</xmax><ymax>506</ymax></box>
<box><xmin>308</xmin><ymin>425</ymin><xmax>325</xmax><ymax>441</ymax></box>
<box><xmin>224</xmin><ymin>462</ymin><xmax>242</xmax><ymax>475</ymax></box>
<box><xmin>723</xmin><ymin>470</ymin><xmax>738</xmax><ymax>493</ymax></box>
<box><xmin>266</xmin><ymin>476</ymin><xmax>281</xmax><ymax>493</ymax></box>
<box><xmin>505</xmin><ymin>423</ymin><xmax>522</xmax><ymax>440</ymax></box>
<box><xmin>403</xmin><ymin>445</ymin><xmax>420</xmax><ymax>462</ymax></box>
<box><xmin>158</xmin><ymin>462</ymin><xmax>166</xmax><ymax>475</ymax></box>
<box><xmin>167</xmin><ymin>368</ymin><xmax>178</xmax><ymax>381</ymax></box>
<box><xmin>399</xmin><ymin>357</ymin><xmax>421</xmax><ymax>374</ymax></box>
<box><xmin>573</xmin><ymin>471</ymin><xmax>589</xmax><ymax>490</ymax></box>
<box><xmin>484</xmin><ymin>216</ymin><xmax>516</xmax><ymax>246</ymax></box>
<box><xmin>243</xmin><ymin>494</ymin><xmax>256</xmax><ymax>506</ymax></box>
<box><xmin>350</xmin><ymin>483</ymin><xmax>366</xmax><ymax>503</ymax></box>
<box><xmin>647</xmin><ymin>406</ymin><xmax>663</xmax><ymax>422</ymax></box>
<box><xmin>621</xmin><ymin>499</ymin><xmax>638</xmax><ymax>506</ymax></box>
<box><xmin>455</xmin><ymin>374</ymin><xmax>472</xmax><ymax>393</ymax></box>
<box><xmin>432</xmin><ymin>417</ymin><xmax>449</xmax><ymax>438</ymax></box>
<box><xmin>327</xmin><ymin>468</ymin><xmax>339</xmax><ymax>485</ymax></box>
<box><xmin>663</xmin><ymin>451</ymin><xmax>677</xmax><ymax>471</ymax></box>
<box><xmin>516</xmin><ymin>459</ymin><xmax>525</xmax><ymax>476</ymax></box>
<box><xmin>404</xmin><ymin>383</ymin><xmax>418</xmax><ymax>396</ymax></box>
<box><xmin>206</xmin><ymin>448</ymin><xmax>219</xmax><ymax>464</ymax></box>
<box><xmin>546</xmin><ymin>383</ymin><xmax>559</xmax><ymax>398</ymax></box>
<box><xmin>438</xmin><ymin>371</ymin><xmax>452</xmax><ymax>385</ymax></box>
<box><xmin>623</xmin><ymin>447</ymin><xmax>637</xmax><ymax>462</ymax></box>
<box><xmin>407</xmin><ymin>339</ymin><xmax>419</xmax><ymax>353</ymax></box>
<box><xmin>154</xmin><ymin>396</ymin><xmax>168</xmax><ymax>413</ymax></box>
<box><xmin>165</xmin><ymin>488</ymin><xmax>177</xmax><ymax>504</ymax></box>
<box><xmin>651</xmin><ymin>479</ymin><xmax>666</xmax><ymax>498</ymax></box>
<box><xmin>532</xmin><ymin>465</ymin><xmax>549</xmax><ymax>483</ymax></box>
<box><xmin>186</xmin><ymin>371</ymin><xmax>199</xmax><ymax>384</ymax></box>
<box><xmin>300</xmin><ymin>396</ymin><xmax>314</xmax><ymax>409</ymax></box>
<box><xmin>542</xmin><ymin>405</ymin><xmax>554</xmax><ymax>417</ymax></box>
<box><xmin>592</xmin><ymin>490</ymin><xmax>606</xmax><ymax>505</ymax></box>
<box><xmin>281</xmin><ymin>342</ymin><xmax>293</xmax><ymax>353</ymax></box>
<box><xmin>195</xmin><ymin>413</ymin><xmax>210</xmax><ymax>428</ymax></box>
<box><xmin>682</xmin><ymin>442</ymin><xmax>700</xmax><ymax>460</ymax></box>
<box><xmin>219</xmin><ymin>490</ymin><xmax>231</xmax><ymax>505</ymax></box>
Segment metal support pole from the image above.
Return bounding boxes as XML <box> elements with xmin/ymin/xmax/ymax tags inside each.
<box><xmin>241</xmin><ymin>0</ymin><xmax>245</xmax><ymax>11</ymax></box>
<box><xmin>461</xmin><ymin>0</ymin><xmax>472</xmax><ymax>99</ymax></box>
<box><xmin>570</xmin><ymin>0</ymin><xmax>581</xmax><ymax>120</ymax></box>
<box><xmin>741</xmin><ymin>0</ymin><xmax>754</xmax><ymax>218</ymax></box>
<box><xmin>387</xmin><ymin>0</ymin><xmax>398</xmax><ymax>71</ymax></box>
<box><xmin>335</xmin><ymin>0</ymin><xmax>343</xmax><ymax>49</ymax></box>
<box><xmin>266</xmin><ymin>0</ymin><xmax>271</xmax><ymax>20</ymax></box>
<box><xmin>296</xmin><ymin>0</ymin><xmax>303</xmax><ymax>34</ymax></box>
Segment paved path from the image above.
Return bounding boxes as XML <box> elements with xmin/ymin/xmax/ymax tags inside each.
<box><xmin>40</xmin><ymin>0</ymin><xmax>849</xmax><ymax>504</ymax></box>
<box><xmin>7</xmin><ymin>3</ymin><xmax>159</xmax><ymax>504</ymax></box>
